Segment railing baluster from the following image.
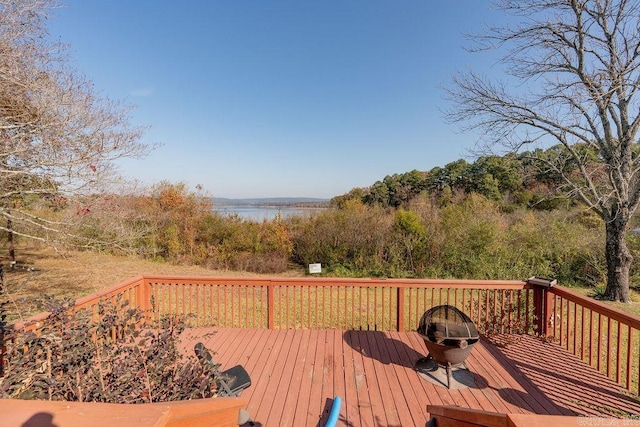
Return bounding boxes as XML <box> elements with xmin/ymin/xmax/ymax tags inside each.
<box><xmin>344</xmin><ymin>287</ymin><xmax>348</xmax><ymax>330</ymax></box>
<box><xmin>559</xmin><ymin>297</ymin><xmax>564</xmax><ymax>348</ymax></box>
<box><xmin>357</xmin><ymin>286</ymin><xmax>362</xmax><ymax>330</ymax></box>
<box><xmin>332</xmin><ymin>285</ymin><xmax>335</xmax><ymax>328</ymax></box>
<box><xmin>616</xmin><ymin>321</ymin><xmax>622</xmax><ymax>384</ymax></box>
<box><xmin>607</xmin><ymin>317</ymin><xmax>612</xmax><ymax>379</ymax></box>
<box><xmin>525</xmin><ymin>289</ymin><xmax>530</xmax><ymax>332</ymax></box>
<box><xmin>567</xmin><ymin>303</ymin><xmax>578</xmax><ymax>356</ymax></box>
<box><xmin>626</xmin><ymin>326</ymin><xmax>632</xmax><ymax>391</ymax></box>
<box><xmin>580</xmin><ymin>304</ymin><xmax>585</xmax><ymax>360</ymax></box>
<box><xmin>373</xmin><ymin>286</ymin><xmax>378</xmax><ymax>331</ymax></box>
<box><xmin>507</xmin><ymin>290</ymin><xmax>512</xmax><ymax>334</ymax></box>
<box><xmin>397</xmin><ymin>287</ymin><xmax>405</xmax><ymax>332</ymax></box>
<box><xmin>181</xmin><ymin>283</ymin><xmax>186</xmax><ymax>321</ymax></box>
<box><xmin>597</xmin><ymin>313</ymin><xmax>602</xmax><ymax>372</ymax></box>
<box><xmin>589</xmin><ymin>310</ymin><xmax>594</xmax><ymax>366</ymax></box>
<box><xmin>306</xmin><ymin>286</ymin><xmax>310</xmax><ymax>329</ymax></box>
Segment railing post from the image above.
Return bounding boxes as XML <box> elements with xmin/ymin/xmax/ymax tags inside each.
<box><xmin>136</xmin><ymin>278</ymin><xmax>152</xmax><ymax>322</ymax></box>
<box><xmin>534</xmin><ymin>288</ymin><xmax>550</xmax><ymax>336</ymax></box>
<box><xmin>543</xmin><ymin>289</ymin><xmax>554</xmax><ymax>336</ymax></box>
<box><xmin>267</xmin><ymin>283</ymin><xmax>275</xmax><ymax>329</ymax></box>
<box><xmin>533</xmin><ymin>286</ymin><xmax>542</xmax><ymax>335</ymax></box>
<box><xmin>396</xmin><ymin>287</ymin><xmax>405</xmax><ymax>332</ymax></box>
<box><xmin>528</xmin><ymin>277</ymin><xmax>556</xmax><ymax>336</ymax></box>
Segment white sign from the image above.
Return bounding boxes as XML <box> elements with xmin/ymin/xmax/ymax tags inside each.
<box><xmin>309</xmin><ymin>263</ymin><xmax>322</xmax><ymax>274</ymax></box>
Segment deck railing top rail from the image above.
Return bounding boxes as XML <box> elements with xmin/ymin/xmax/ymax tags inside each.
<box><xmin>8</xmin><ymin>275</ymin><xmax>147</xmax><ymax>332</ymax></box>
<box><xmin>548</xmin><ymin>285</ymin><xmax>640</xmax><ymax>329</ymax></box>
<box><xmin>142</xmin><ymin>275</ymin><xmax>530</xmax><ymax>288</ymax></box>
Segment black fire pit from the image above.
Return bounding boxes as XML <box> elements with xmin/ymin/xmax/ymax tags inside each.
<box><xmin>416</xmin><ymin>305</ymin><xmax>479</xmax><ymax>388</ymax></box>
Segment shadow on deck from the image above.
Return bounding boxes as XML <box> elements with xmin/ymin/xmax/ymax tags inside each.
<box><xmin>181</xmin><ymin>328</ymin><xmax>640</xmax><ymax>427</ymax></box>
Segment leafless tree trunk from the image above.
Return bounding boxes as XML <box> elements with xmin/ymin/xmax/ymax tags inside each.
<box><xmin>446</xmin><ymin>0</ymin><xmax>640</xmax><ymax>302</ymax></box>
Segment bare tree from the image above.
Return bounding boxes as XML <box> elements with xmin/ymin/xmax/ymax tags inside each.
<box><xmin>0</xmin><ymin>0</ymin><xmax>153</xmax><ymax>253</ymax></box>
<box><xmin>446</xmin><ymin>0</ymin><xmax>640</xmax><ymax>302</ymax></box>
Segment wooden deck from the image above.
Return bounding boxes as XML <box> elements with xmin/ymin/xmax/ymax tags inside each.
<box><xmin>181</xmin><ymin>328</ymin><xmax>640</xmax><ymax>426</ymax></box>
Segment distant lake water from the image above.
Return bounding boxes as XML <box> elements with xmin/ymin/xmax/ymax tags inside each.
<box><xmin>213</xmin><ymin>206</ymin><xmax>325</xmax><ymax>221</ymax></box>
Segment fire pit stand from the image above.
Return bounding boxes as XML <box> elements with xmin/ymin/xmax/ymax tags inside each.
<box><xmin>415</xmin><ymin>305</ymin><xmax>479</xmax><ymax>389</ymax></box>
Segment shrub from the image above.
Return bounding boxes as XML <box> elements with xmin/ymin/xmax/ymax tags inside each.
<box><xmin>291</xmin><ymin>200</ymin><xmax>393</xmax><ymax>276</ymax></box>
<box><xmin>198</xmin><ymin>214</ymin><xmax>293</xmax><ymax>274</ymax></box>
<box><xmin>0</xmin><ymin>298</ymin><xmax>220</xmax><ymax>403</ymax></box>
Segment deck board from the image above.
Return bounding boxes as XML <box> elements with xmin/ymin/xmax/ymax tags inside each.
<box><xmin>308</xmin><ymin>329</ymin><xmax>328</xmax><ymax>425</ymax></box>
<box><xmin>252</xmin><ymin>329</ymin><xmax>289</xmax><ymax>422</ymax></box>
<box><xmin>185</xmin><ymin>328</ymin><xmax>640</xmax><ymax>426</ymax></box>
<box><xmin>292</xmin><ymin>329</ymin><xmax>318</xmax><ymax>426</ymax></box>
<box><xmin>491</xmin><ymin>334</ymin><xmax>640</xmax><ymax>417</ymax></box>
<box><xmin>382</xmin><ymin>331</ymin><xmax>430</xmax><ymax>423</ymax></box>
<box><xmin>341</xmin><ymin>330</ymin><xmax>361</xmax><ymax>426</ymax></box>
<box><xmin>280</xmin><ymin>329</ymin><xmax>310</xmax><ymax>426</ymax></box>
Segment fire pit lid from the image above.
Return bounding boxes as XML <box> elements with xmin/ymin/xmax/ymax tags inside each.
<box><xmin>417</xmin><ymin>304</ymin><xmax>479</xmax><ymax>342</ymax></box>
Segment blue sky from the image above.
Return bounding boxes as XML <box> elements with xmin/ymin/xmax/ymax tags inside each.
<box><xmin>47</xmin><ymin>1</ymin><xmax>504</xmax><ymax>199</ymax></box>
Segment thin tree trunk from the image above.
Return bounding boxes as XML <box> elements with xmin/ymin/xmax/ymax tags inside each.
<box><xmin>604</xmin><ymin>219</ymin><xmax>632</xmax><ymax>302</ymax></box>
<box><xmin>7</xmin><ymin>215</ymin><xmax>15</xmax><ymax>266</ymax></box>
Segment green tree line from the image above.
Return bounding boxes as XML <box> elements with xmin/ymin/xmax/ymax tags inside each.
<box><xmin>331</xmin><ymin>152</ymin><xmax>577</xmax><ymax>212</ymax></box>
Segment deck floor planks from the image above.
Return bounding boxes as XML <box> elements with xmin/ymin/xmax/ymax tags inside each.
<box><xmin>246</xmin><ymin>329</ymin><xmax>288</xmax><ymax>422</ymax></box>
<box><xmin>263</xmin><ymin>329</ymin><xmax>302</xmax><ymax>424</ymax></box>
<box><xmin>381</xmin><ymin>331</ymin><xmax>430</xmax><ymax>425</ymax></box>
<box><xmin>494</xmin><ymin>334</ymin><xmax>640</xmax><ymax>417</ymax></box>
<box><xmin>292</xmin><ymin>329</ymin><xmax>319</xmax><ymax>427</ymax></box>
<box><xmin>473</xmin><ymin>340</ymin><xmax>533</xmax><ymax>415</ymax></box>
<box><xmin>385</xmin><ymin>331</ymin><xmax>437</xmax><ymax>422</ymax></box>
<box><xmin>481</xmin><ymin>335</ymin><xmax>575</xmax><ymax>416</ymax></box>
<box><xmin>332</xmin><ymin>330</ymin><xmax>347</xmax><ymax>424</ymax></box>
<box><xmin>232</xmin><ymin>327</ymin><xmax>265</xmax><ymax>368</ymax></box>
<box><xmin>464</xmin><ymin>344</ymin><xmax>525</xmax><ymax>415</ymax></box>
<box><xmin>368</xmin><ymin>330</ymin><xmax>405</xmax><ymax>426</ymax></box>
<box><xmin>353</xmin><ymin>329</ymin><xmax>386</xmax><ymax>427</ymax></box>
<box><xmin>214</xmin><ymin>326</ymin><xmax>255</xmax><ymax>368</ymax></box>
<box><xmin>307</xmin><ymin>329</ymin><xmax>328</xmax><ymax>426</ymax></box>
<box><xmin>189</xmin><ymin>328</ymin><xmax>640</xmax><ymax>426</ymax></box>
<box><xmin>346</xmin><ymin>330</ymin><xmax>375</xmax><ymax>427</ymax></box>
<box><xmin>466</xmin><ymin>364</ymin><xmax>507</xmax><ymax>414</ymax></box>
<box><xmin>224</xmin><ymin>327</ymin><xmax>270</xmax><ymax>410</ymax></box>
<box><xmin>229</xmin><ymin>327</ymin><xmax>271</xmax><ymax>409</ymax></box>
<box><xmin>253</xmin><ymin>329</ymin><xmax>295</xmax><ymax>423</ymax></box>
<box><xmin>182</xmin><ymin>326</ymin><xmax>225</xmax><ymax>356</ymax></box>
<box><xmin>279</xmin><ymin>329</ymin><xmax>311</xmax><ymax>427</ymax></box>
<box><xmin>371</xmin><ymin>331</ymin><xmax>418</xmax><ymax>427</ymax></box>
<box><xmin>467</xmin><ymin>340</ymin><xmax>531</xmax><ymax>412</ymax></box>
<box><xmin>320</xmin><ymin>330</ymin><xmax>336</xmax><ymax>424</ymax></box>
<box><xmin>468</xmin><ymin>341</ymin><xmax>537</xmax><ymax>415</ymax></box>
<box><xmin>341</xmin><ymin>331</ymin><xmax>363</xmax><ymax>427</ymax></box>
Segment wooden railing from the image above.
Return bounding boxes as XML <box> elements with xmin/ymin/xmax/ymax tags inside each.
<box><xmin>8</xmin><ymin>275</ymin><xmax>640</xmax><ymax>396</ymax></box>
<box><xmin>8</xmin><ymin>275</ymin><xmax>150</xmax><ymax>332</ymax></box>
<box><xmin>145</xmin><ymin>276</ymin><xmax>535</xmax><ymax>335</ymax></box>
<box><xmin>545</xmin><ymin>285</ymin><xmax>640</xmax><ymax>395</ymax></box>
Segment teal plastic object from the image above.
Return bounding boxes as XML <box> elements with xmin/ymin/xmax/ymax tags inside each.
<box><xmin>325</xmin><ymin>396</ymin><xmax>342</xmax><ymax>427</ymax></box>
